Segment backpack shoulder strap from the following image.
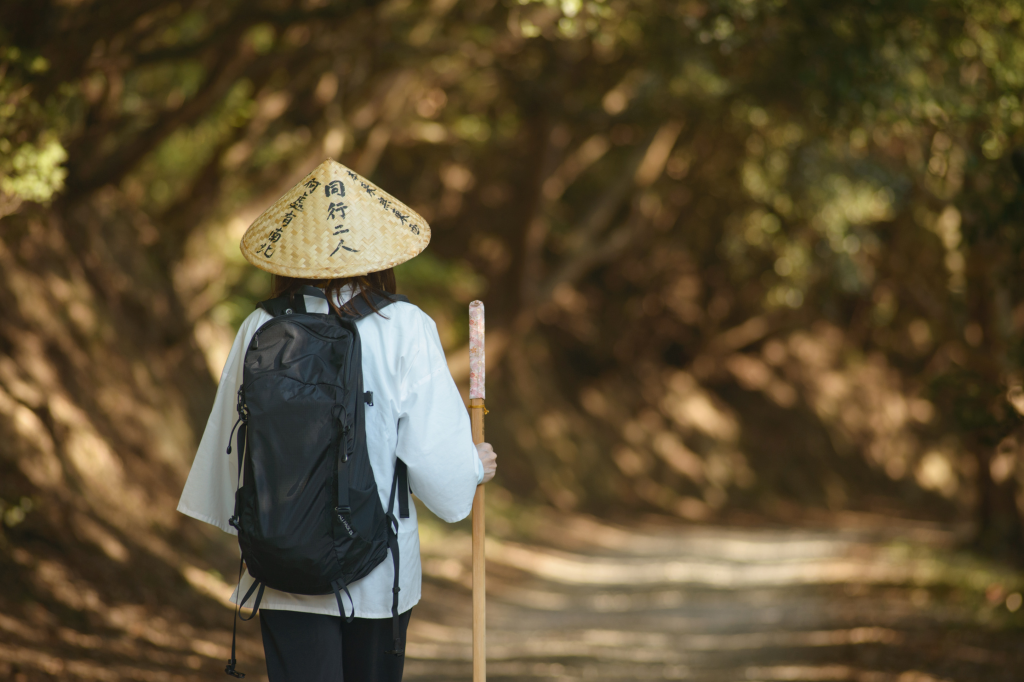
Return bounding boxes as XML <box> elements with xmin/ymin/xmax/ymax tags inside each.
<box><xmin>259</xmin><ymin>288</ymin><xmax>408</xmax><ymax>318</ymax></box>
<box><xmin>257</xmin><ymin>286</ymin><xmax>329</xmax><ymax>317</ymax></box>
<box><xmin>256</xmin><ymin>295</ymin><xmax>291</xmax><ymax>317</ymax></box>
<box><xmin>343</xmin><ymin>292</ymin><xmax>410</xmax><ymax>320</ymax></box>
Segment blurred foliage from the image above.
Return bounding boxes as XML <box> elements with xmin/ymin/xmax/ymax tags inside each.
<box><xmin>0</xmin><ymin>40</ymin><xmax>70</xmax><ymax>209</ymax></box>
<box><xmin>1</xmin><ymin>0</ymin><xmax>1024</xmax><ymax>561</ymax></box>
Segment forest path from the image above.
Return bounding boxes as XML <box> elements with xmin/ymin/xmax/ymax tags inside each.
<box><xmin>4</xmin><ymin>512</ymin><xmax>1021</xmax><ymax>681</ymax></box>
<box><xmin>405</xmin><ymin>513</ymin><xmax>1023</xmax><ymax>682</ymax></box>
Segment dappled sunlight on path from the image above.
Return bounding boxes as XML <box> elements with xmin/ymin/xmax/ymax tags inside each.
<box><xmin>406</xmin><ymin>515</ymin><xmax>1023</xmax><ymax>682</ymax></box>
<box><xmin>1</xmin><ymin>513</ymin><xmax>1019</xmax><ymax>681</ymax></box>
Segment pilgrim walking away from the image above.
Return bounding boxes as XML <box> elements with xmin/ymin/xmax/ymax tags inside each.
<box><xmin>177</xmin><ymin>159</ymin><xmax>498</xmax><ymax>681</ymax></box>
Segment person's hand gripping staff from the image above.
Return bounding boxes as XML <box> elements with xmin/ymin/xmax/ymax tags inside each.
<box><xmin>475</xmin><ymin>442</ymin><xmax>497</xmax><ymax>483</ymax></box>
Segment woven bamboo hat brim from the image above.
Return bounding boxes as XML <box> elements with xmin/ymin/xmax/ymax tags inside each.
<box><xmin>240</xmin><ymin>159</ymin><xmax>430</xmax><ymax>278</ymax></box>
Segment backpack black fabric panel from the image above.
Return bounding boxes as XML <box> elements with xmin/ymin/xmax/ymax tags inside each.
<box><xmin>235</xmin><ymin>304</ymin><xmax>390</xmax><ymax>596</ymax></box>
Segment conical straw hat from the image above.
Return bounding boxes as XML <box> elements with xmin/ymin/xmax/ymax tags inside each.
<box><xmin>240</xmin><ymin>159</ymin><xmax>430</xmax><ymax>278</ymax></box>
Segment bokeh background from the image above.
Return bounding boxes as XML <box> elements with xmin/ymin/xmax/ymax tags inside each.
<box><xmin>2</xmin><ymin>1</ymin><xmax>1024</xmax><ymax>680</ymax></box>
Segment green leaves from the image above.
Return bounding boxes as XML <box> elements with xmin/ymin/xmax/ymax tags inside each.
<box><xmin>0</xmin><ymin>39</ymin><xmax>72</xmax><ymax>207</ymax></box>
<box><xmin>0</xmin><ymin>136</ymin><xmax>68</xmax><ymax>204</ymax></box>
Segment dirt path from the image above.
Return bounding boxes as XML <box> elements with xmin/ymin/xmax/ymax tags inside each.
<box><xmin>3</xmin><ymin>513</ymin><xmax>1022</xmax><ymax>681</ymax></box>
<box><xmin>405</xmin><ymin>514</ymin><xmax>1024</xmax><ymax>682</ymax></box>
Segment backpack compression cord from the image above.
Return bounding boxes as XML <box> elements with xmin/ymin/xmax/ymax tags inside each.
<box><xmin>222</xmin><ymin>288</ymin><xmax>410</xmax><ymax>677</ymax></box>
<box><xmin>385</xmin><ymin>457</ymin><xmax>410</xmax><ymax>655</ymax></box>
<box><xmin>224</xmin><ymin>386</ymin><xmax>249</xmax><ymax>678</ymax></box>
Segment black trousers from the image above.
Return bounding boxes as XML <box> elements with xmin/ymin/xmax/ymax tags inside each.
<box><xmin>259</xmin><ymin>608</ymin><xmax>412</xmax><ymax>682</ymax></box>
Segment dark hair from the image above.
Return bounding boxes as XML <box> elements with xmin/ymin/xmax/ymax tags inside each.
<box><xmin>271</xmin><ymin>269</ymin><xmax>397</xmax><ymax>318</ymax></box>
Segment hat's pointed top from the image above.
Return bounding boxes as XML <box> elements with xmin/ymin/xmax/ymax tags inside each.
<box><xmin>241</xmin><ymin>159</ymin><xmax>430</xmax><ymax>278</ymax></box>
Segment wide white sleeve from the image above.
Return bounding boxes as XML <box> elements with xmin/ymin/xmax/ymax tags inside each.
<box><xmin>396</xmin><ymin>312</ymin><xmax>480</xmax><ymax>523</ymax></box>
<box><xmin>177</xmin><ymin>312</ymin><xmax>263</xmax><ymax>534</ymax></box>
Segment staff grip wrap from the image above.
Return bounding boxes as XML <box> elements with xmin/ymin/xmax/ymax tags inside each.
<box><xmin>469</xmin><ymin>301</ymin><xmax>485</xmax><ymax>401</ymax></box>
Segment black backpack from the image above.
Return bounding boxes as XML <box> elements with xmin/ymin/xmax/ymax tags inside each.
<box><xmin>224</xmin><ymin>285</ymin><xmax>410</xmax><ymax>677</ymax></box>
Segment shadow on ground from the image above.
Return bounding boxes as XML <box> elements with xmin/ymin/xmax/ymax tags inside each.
<box><xmin>2</xmin><ymin>508</ymin><xmax>1022</xmax><ymax>681</ymax></box>
<box><xmin>407</xmin><ymin>511</ymin><xmax>1024</xmax><ymax>682</ymax></box>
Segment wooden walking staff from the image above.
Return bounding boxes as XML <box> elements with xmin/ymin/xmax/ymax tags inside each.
<box><xmin>468</xmin><ymin>300</ymin><xmax>486</xmax><ymax>682</ymax></box>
